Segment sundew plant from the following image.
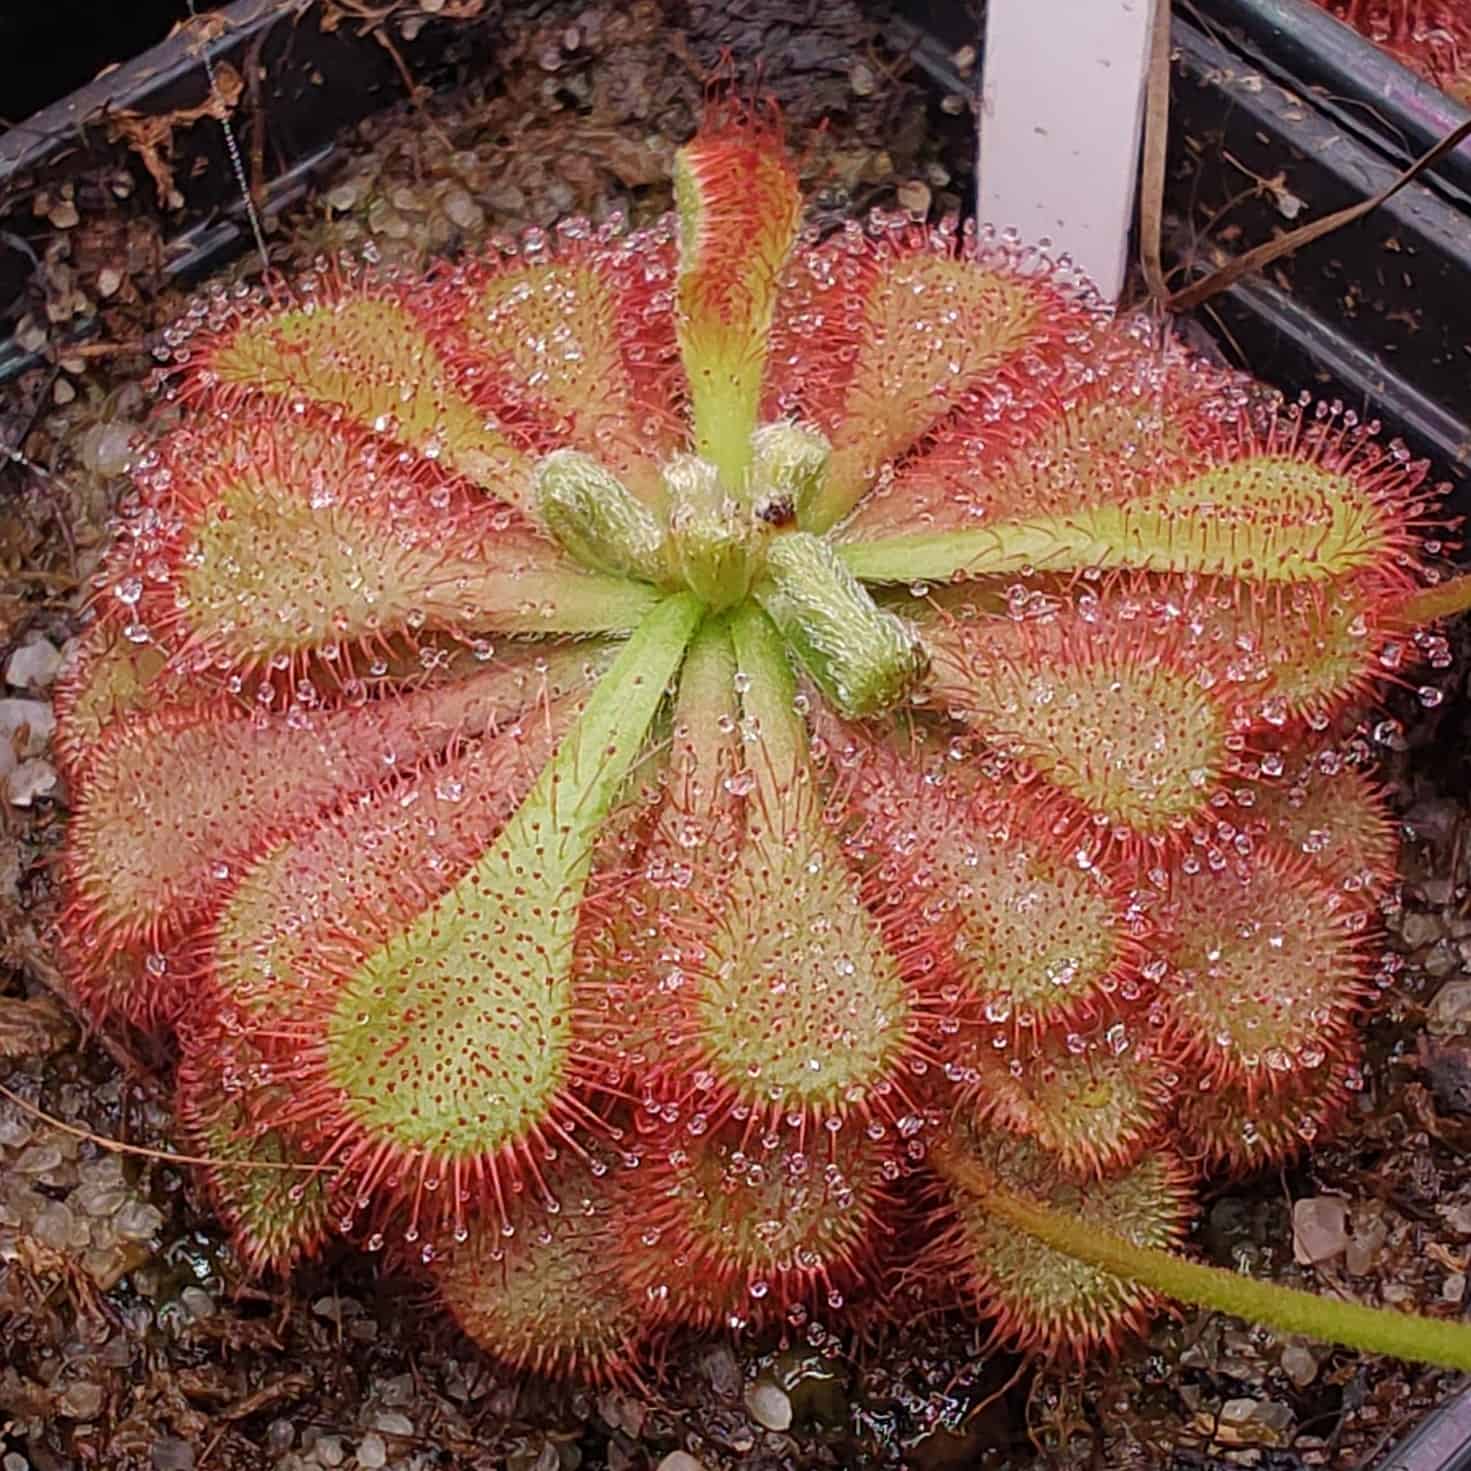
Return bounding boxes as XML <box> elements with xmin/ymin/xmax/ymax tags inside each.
<box><xmin>55</xmin><ymin>107</ymin><xmax>1471</xmax><ymax>1379</ymax></box>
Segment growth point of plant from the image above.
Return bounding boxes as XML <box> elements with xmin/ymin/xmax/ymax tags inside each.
<box><xmin>56</xmin><ymin>103</ymin><xmax>1471</xmax><ymax>1380</ymax></box>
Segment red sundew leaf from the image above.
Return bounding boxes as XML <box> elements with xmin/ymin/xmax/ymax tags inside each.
<box><xmin>431</xmin><ymin>1152</ymin><xmax>651</xmax><ymax>1384</ymax></box>
<box><xmin>439</xmin><ymin>256</ymin><xmax>637</xmax><ymax>437</ymax></box>
<box><xmin>428</xmin><ymin>249</ymin><xmax>682</xmax><ymax>504</ymax></box>
<box><xmin>923</xmin><ymin>593</ymin><xmax>1251</xmax><ymax>841</ymax></box>
<box><xmin>175</xmin><ymin>1028</ymin><xmax>336</xmax><ymax>1274</ymax></box>
<box><xmin>570</xmin><ymin>861</ymin><xmax>697</xmax><ymax>1098</ymax></box>
<box><xmin>52</xmin><ymin>622</ymin><xmax>190</xmax><ymax>786</ymax></box>
<box><xmin>673</xmin><ymin>115</ymin><xmax>802</xmax><ymax>483</ymax></box>
<box><xmin>1181</xmin><ymin>571</ymin><xmax>1413</xmax><ymax>723</ymax></box>
<box><xmin>842</xmin><ymin>450</ymin><xmax>1419</xmax><ymax>590</ymax></box>
<box><xmin>805</xmin><ymin>247</ymin><xmax>1085</xmax><ymax>532</ymax></box>
<box><xmin>614</xmin><ymin>1116</ymin><xmax>898</xmax><ymax>1331</ymax></box>
<box><xmin>60</xmin><ymin>933</ymin><xmax>198</xmax><ymax>1031</ymax></box>
<box><xmin>1152</xmin><ymin>845</ymin><xmax>1370</xmax><ymax>1095</ymax></box>
<box><xmin>205</xmin><ymin>699</ymin><xmax>573</xmax><ymax>1022</ymax></box>
<box><xmin>675</xmin><ymin>118</ymin><xmax>802</xmax><ymax>337</ymax></box>
<box><xmin>216</xmin><ymin>596</ymin><xmax>700</xmax><ymax>1248</ymax></box>
<box><xmin>1174</xmin><ymin>1040</ymin><xmax>1361</xmax><ymax>1174</ymax></box>
<box><xmin>63</xmin><ymin>644</ymin><xmax>601</xmax><ymax>976</ymax></box>
<box><xmin>837</xmin><ymin>327</ymin><xmax>1223</xmax><ymax>547</ymax></box>
<box><xmin>191</xmin><ymin>707</ymin><xmax>574</xmax><ymax>1256</ymax></box>
<box><xmin>1214</xmin><ymin>752</ymin><xmax>1397</xmax><ymax>905</ymax></box>
<box><xmin>572</xmin><ymin>618</ymin><xmax>746</xmax><ymax>1096</ymax></box>
<box><xmin>828</xmin><ymin>715</ymin><xmax>1149</xmax><ymax>1041</ymax></box>
<box><xmin>760</xmin><ymin>224</ymin><xmax>882</xmax><ymax>431</ymax></box>
<box><xmin>674</xmin><ymin>607</ymin><xmax>919</xmax><ymax>1125</ymax></box>
<box><xmin>629</xmin><ymin>766</ymin><xmax>919</xmax><ymax>1126</ymax></box>
<box><xmin>923</xmin><ymin>1120</ymin><xmax>1194</xmax><ymax>1361</ymax></box>
<box><xmin>921</xmin><ymin>565</ymin><xmax>1409</xmax><ymax>731</ymax></box>
<box><xmin>182</xmin><ymin>279</ymin><xmax>531</xmax><ymax>506</ymax></box>
<box><xmin>840</xmin><ymin>388</ymin><xmax>1439</xmax><ymax>593</ymax></box>
<box><xmin>118</xmin><ymin>415</ymin><xmax>659</xmax><ymax>671</ymax></box>
<box><xmin>547</xmin><ymin>221</ymin><xmax>686</xmax><ymax>463</ymax></box>
<box><xmin>586</xmin><ymin>611</ymin><xmax>927</xmax><ymax>1126</ymax></box>
<box><xmin>592</xmin><ymin>219</ymin><xmax>683</xmax><ymax>380</ymax></box>
<box><xmin>580</xmin><ymin>614</ymin><xmax>930</xmax><ymax>1135</ymax></box>
<box><xmin>1315</xmin><ymin>0</ymin><xmax>1471</xmax><ymax>102</ymax></box>
<box><xmin>959</xmin><ymin>1025</ymin><xmax>1178</xmax><ymax>1178</ymax></box>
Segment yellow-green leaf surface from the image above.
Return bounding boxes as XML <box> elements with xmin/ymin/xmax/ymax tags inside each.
<box><xmin>673</xmin><ymin>125</ymin><xmax>801</xmax><ymax>484</ymax></box>
<box><xmin>205</xmin><ymin>296</ymin><xmax>529</xmax><ymax>501</ymax></box>
<box><xmin>841</xmin><ymin>459</ymin><xmax>1394</xmax><ymax>585</ymax></box>
<box><xmin>321</xmin><ymin>593</ymin><xmax>702</xmax><ymax>1159</ymax></box>
<box><xmin>807</xmin><ymin>256</ymin><xmax>1046</xmax><ymax>531</ymax></box>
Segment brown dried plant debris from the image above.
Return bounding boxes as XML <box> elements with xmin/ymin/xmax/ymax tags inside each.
<box><xmin>106</xmin><ymin>62</ymin><xmax>246</xmax><ymax>211</ymax></box>
<box><xmin>0</xmin><ymin>993</ymin><xmax>74</xmax><ymax>1059</ymax></box>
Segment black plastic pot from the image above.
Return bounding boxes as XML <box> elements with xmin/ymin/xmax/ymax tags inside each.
<box><xmin>899</xmin><ymin>0</ymin><xmax>1471</xmax><ymax>523</ymax></box>
<box><xmin>0</xmin><ymin>1</ymin><xmax>231</xmax><ymax>125</ymax></box>
<box><xmin>1170</xmin><ymin>0</ymin><xmax>1471</xmax><ymax>504</ymax></box>
<box><xmin>1380</xmin><ymin>1383</ymin><xmax>1471</xmax><ymax>1471</ymax></box>
<box><xmin>0</xmin><ymin>0</ymin><xmax>504</xmax><ymax>383</ymax></box>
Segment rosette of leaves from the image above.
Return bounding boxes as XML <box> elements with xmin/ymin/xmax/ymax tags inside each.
<box><xmin>57</xmin><ymin>105</ymin><xmax>1471</xmax><ymax>1380</ymax></box>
